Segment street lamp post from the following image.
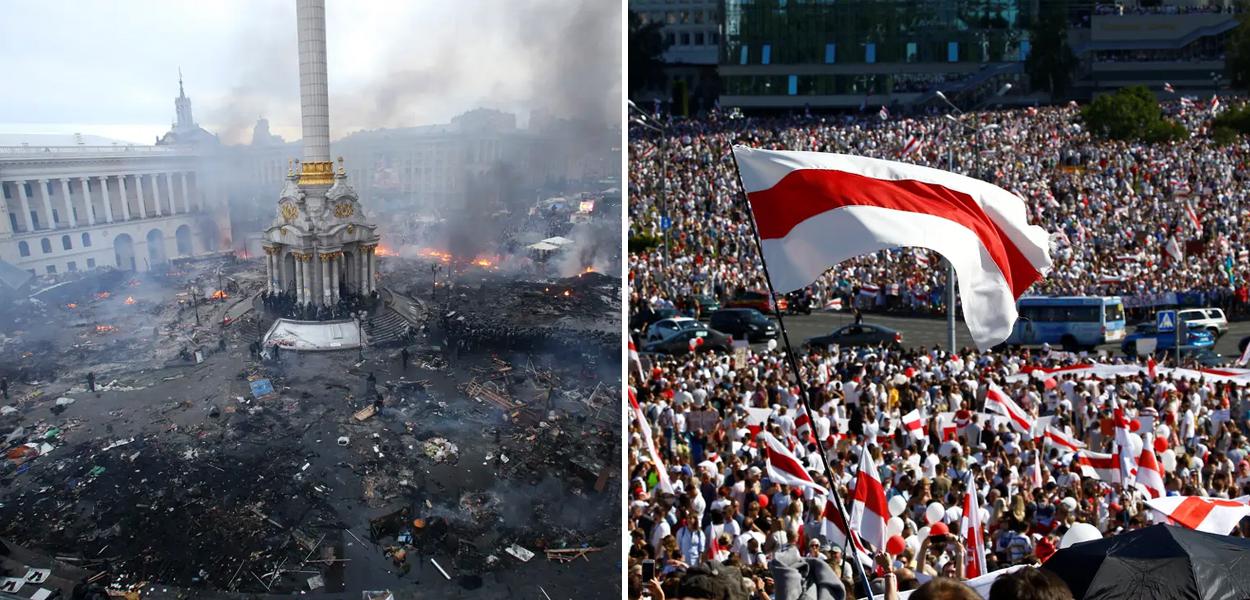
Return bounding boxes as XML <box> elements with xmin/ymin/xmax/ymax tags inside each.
<box><xmin>933</xmin><ymin>84</ymin><xmax>1011</xmax><ymax>352</ymax></box>
<box><xmin>431</xmin><ymin>264</ymin><xmax>440</xmax><ymax>300</ymax></box>
<box><xmin>629</xmin><ymin>100</ymin><xmax>671</xmax><ymax>300</ymax></box>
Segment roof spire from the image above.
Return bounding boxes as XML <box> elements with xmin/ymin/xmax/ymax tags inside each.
<box><xmin>178</xmin><ymin>67</ymin><xmax>185</xmax><ymax>98</ymax></box>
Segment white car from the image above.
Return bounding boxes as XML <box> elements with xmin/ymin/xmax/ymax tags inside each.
<box><xmin>644</xmin><ymin>317</ymin><xmax>702</xmax><ymax>343</ymax></box>
<box><xmin>1178</xmin><ymin>308</ymin><xmax>1229</xmax><ymax>338</ymax></box>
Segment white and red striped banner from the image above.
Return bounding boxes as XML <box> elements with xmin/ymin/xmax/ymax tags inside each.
<box><xmin>1044</xmin><ymin>426</ymin><xmax>1086</xmax><ymax>454</ymax></box>
<box><xmin>961</xmin><ymin>478</ymin><xmax>988</xmax><ymax>578</ymax></box>
<box><xmin>1136</xmin><ymin>444</ymin><xmax>1165</xmax><ymax>499</ymax></box>
<box><xmin>850</xmin><ymin>448</ymin><xmax>889</xmax><ymax>551</ymax></box>
<box><xmin>629</xmin><ymin>388</ymin><xmax>673</xmax><ymax>494</ymax></box>
<box><xmin>1147</xmin><ymin>495</ymin><xmax>1250</xmax><ymax>534</ymax></box>
<box><xmin>902</xmin><ymin>409</ymin><xmax>926</xmax><ymax>441</ymax></box>
<box><xmin>1075</xmin><ymin>450</ymin><xmax>1121</xmax><ymax>484</ymax></box>
<box><xmin>984</xmin><ymin>384</ymin><xmax>1033</xmax><ymax>435</ymax></box>
<box><xmin>760</xmin><ymin>431</ymin><xmax>828</xmax><ymax>494</ymax></box>
<box><xmin>733</xmin><ymin>147</ymin><xmax>1052</xmax><ymax>348</ymax></box>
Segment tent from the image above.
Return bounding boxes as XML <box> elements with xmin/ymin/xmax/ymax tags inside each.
<box><xmin>1042</xmin><ymin>524</ymin><xmax>1250</xmax><ymax>600</ymax></box>
<box><xmin>542</xmin><ymin>236</ymin><xmax>575</xmax><ymax>246</ymax></box>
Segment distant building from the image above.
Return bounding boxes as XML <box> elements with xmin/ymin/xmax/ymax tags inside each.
<box><xmin>0</xmin><ymin>78</ymin><xmax>232</xmax><ymax>277</ymax></box>
<box><xmin>631</xmin><ymin>0</ymin><xmax>722</xmax><ymax>114</ymax></box>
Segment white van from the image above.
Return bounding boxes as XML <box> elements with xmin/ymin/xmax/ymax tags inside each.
<box><xmin>1178</xmin><ymin>308</ymin><xmax>1229</xmax><ymax>338</ymax></box>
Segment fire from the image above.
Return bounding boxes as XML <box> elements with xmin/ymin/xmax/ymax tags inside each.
<box><xmin>376</xmin><ymin>245</ymin><xmax>398</xmax><ymax>257</ymax></box>
<box><xmin>562</xmin><ymin>290</ymin><xmax>571</xmax><ymax>297</ymax></box>
<box><xmin>581</xmin><ymin>266</ymin><xmax>595</xmax><ymax>275</ymax></box>
<box><xmin>95</xmin><ymin>325</ymin><xmax>116</xmax><ymax>334</ymax></box>
<box><xmin>66</xmin><ymin>303</ymin><xmax>78</xmax><ymax>309</ymax></box>
<box><xmin>419</xmin><ymin>248</ymin><xmax>453</xmax><ymax>263</ymax></box>
<box><xmin>472</xmin><ymin>258</ymin><xmax>493</xmax><ymax>268</ymax></box>
<box><xmin>210</xmin><ymin>290</ymin><xmax>228</xmax><ymax>300</ymax></box>
<box><xmin>96</xmin><ymin>292</ymin><xmax>111</xmax><ymax>300</ymax></box>
<box><xmin>124</xmin><ymin>296</ymin><xmax>136</xmax><ymax>305</ymax></box>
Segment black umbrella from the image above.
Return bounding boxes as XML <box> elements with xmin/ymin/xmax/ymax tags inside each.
<box><xmin>1042</xmin><ymin>524</ymin><xmax>1250</xmax><ymax>600</ymax></box>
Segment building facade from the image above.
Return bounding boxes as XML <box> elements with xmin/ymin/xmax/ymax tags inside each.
<box><xmin>719</xmin><ymin>0</ymin><xmax>1035</xmax><ymax>109</ymax></box>
<box><xmin>0</xmin><ymin>145</ymin><xmax>224</xmax><ymax>276</ymax></box>
<box><xmin>632</xmin><ymin>0</ymin><xmax>722</xmax><ymax>114</ymax></box>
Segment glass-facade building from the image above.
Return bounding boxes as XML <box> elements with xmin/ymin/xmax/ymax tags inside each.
<box><xmin>719</xmin><ymin>0</ymin><xmax>1036</xmax><ymax>107</ymax></box>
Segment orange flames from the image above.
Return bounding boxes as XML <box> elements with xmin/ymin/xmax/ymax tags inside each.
<box><xmin>419</xmin><ymin>248</ymin><xmax>498</xmax><ymax>269</ymax></box>
<box><xmin>96</xmin><ymin>292</ymin><xmax>111</xmax><ymax>300</ymax></box>
<box><xmin>472</xmin><ymin>258</ymin><xmax>494</xmax><ymax>268</ymax></box>
<box><xmin>124</xmin><ymin>296</ymin><xmax>136</xmax><ymax>305</ymax></box>
<box><xmin>95</xmin><ymin>325</ymin><xmax>116</xmax><ymax>334</ymax></box>
<box><xmin>419</xmin><ymin>248</ymin><xmax>453</xmax><ymax>263</ymax></box>
<box><xmin>210</xmin><ymin>290</ymin><xmax>228</xmax><ymax>300</ymax></box>
<box><xmin>376</xmin><ymin>245</ymin><xmax>398</xmax><ymax>257</ymax></box>
<box><xmin>562</xmin><ymin>290</ymin><xmax>571</xmax><ymax>297</ymax></box>
<box><xmin>66</xmin><ymin>303</ymin><xmax>78</xmax><ymax>309</ymax></box>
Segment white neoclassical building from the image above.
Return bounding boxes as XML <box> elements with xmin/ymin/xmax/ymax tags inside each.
<box><xmin>261</xmin><ymin>0</ymin><xmax>380</xmax><ymax>308</ymax></box>
<box><xmin>0</xmin><ymin>145</ymin><xmax>225</xmax><ymax>276</ymax></box>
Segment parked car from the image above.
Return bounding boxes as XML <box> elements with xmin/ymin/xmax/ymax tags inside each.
<box><xmin>642</xmin><ymin>326</ymin><xmax>732</xmax><ymax>355</ymax></box>
<box><xmin>1121</xmin><ymin>322</ymin><xmax>1215</xmax><ymax>356</ymax></box>
<box><xmin>631</xmin><ymin>306</ymin><xmax>679</xmax><ymax>333</ymax></box>
<box><xmin>644</xmin><ymin>317</ymin><xmax>702</xmax><ymax>344</ymax></box>
<box><xmin>1177</xmin><ymin>308</ymin><xmax>1229</xmax><ymax>338</ymax></box>
<box><xmin>686</xmin><ymin>295</ymin><xmax>721</xmax><ymax>319</ymax></box>
<box><xmin>725</xmin><ymin>290</ymin><xmax>787</xmax><ymax>314</ymax></box>
<box><xmin>805</xmin><ymin>323</ymin><xmax>902</xmax><ymax>348</ymax></box>
<box><xmin>708</xmin><ymin>308</ymin><xmax>778</xmax><ymax>342</ymax></box>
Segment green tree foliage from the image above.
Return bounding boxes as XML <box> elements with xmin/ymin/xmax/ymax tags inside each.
<box><xmin>1211</xmin><ymin>104</ymin><xmax>1250</xmax><ymax>144</ymax></box>
<box><xmin>628</xmin><ymin>11</ymin><xmax>669</xmax><ymax>99</ymax></box>
<box><xmin>1025</xmin><ymin>1</ymin><xmax>1078</xmax><ymax>96</ymax></box>
<box><xmin>1081</xmin><ymin>86</ymin><xmax>1188</xmax><ymax>142</ymax></box>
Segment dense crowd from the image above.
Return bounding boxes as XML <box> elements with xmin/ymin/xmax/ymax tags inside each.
<box><xmin>627</xmin><ymin>343</ymin><xmax>1250</xmax><ymax>599</ymax></box>
<box><xmin>627</xmin><ymin>101</ymin><xmax>1250</xmax><ymax>599</ymax></box>
<box><xmin>628</xmin><ymin>102</ymin><xmax>1250</xmax><ymax>322</ymax></box>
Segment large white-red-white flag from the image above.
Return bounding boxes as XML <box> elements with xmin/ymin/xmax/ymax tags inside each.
<box><xmin>1043</xmin><ymin>425</ymin><xmax>1086</xmax><ymax>454</ymax></box>
<box><xmin>961</xmin><ymin>478</ymin><xmax>988</xmax><ymax>578</ymax></box>
<box><xmin>984</xmin><ymin>384</ymin><xmax>1034</xmax><ymax>435</ymax></box>
<box><xmin>1113</xmin><ymin>404</ymin><xmax>1138</xmax><ymax>485</ymax></box>
<box><xmin>849</xmin><ymin>448</ymin><xmax>889</xmax><ymax>551</ymax></box>
<box><xmin>899</xmin><ymin>135</ymin><xmax>926</xmax><ymax>157</ymax></box>
<box><xmin>629</xmin><ymin>388</ymin><xmax>673</xmax><ymax>494</ymax></box>
<box><xmin>1147</xmin><ymin>495</ymin><xmax>1250</xmax><ymax>534</ymax></box>
<box><xmin>759</xmin><ymin>431</ymin><xmax>828</xmax><ymax>495</ymax></box>
<box><xmin>733</xmin><ymin>147</ymin><xmax>1052</xmax><ymax>348</ymax></box>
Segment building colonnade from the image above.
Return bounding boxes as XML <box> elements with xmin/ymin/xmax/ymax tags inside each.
<box><xmin>0</xmin><ymin>171</ymin><xmax>201</xmax><ymax>236</ymax></box>
<box><xmin>263</xmin><ymin>243</ymin><xmax>377</xmax><ymax>307</ymax></box>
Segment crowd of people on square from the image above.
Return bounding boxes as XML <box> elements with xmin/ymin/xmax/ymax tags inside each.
<box><xmin>627</xmin><ymin>99</ymin><xmax>1250</xmax><ymax>599</ymax></box>
<box><xmin>629</xmin><ymin>100</ymin><xmax>1250</xmax><ymax>324</ymax></box>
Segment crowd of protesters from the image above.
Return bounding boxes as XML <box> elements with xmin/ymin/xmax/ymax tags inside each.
<box><xmin>627</xmin><ymin>100</ymin><xmax>1250</xmax><ymax>599</ymax></box>
<box><xmin>628</xmin><ymin>101</ymin><xmax>1250</xmax><ymax>325</ymax></box>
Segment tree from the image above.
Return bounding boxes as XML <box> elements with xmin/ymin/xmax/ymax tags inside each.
<box><xmin>1081</xmin><ymin>86</ymin><xmax>1187</xmax><ymax>142</ymax></box>
<box><xmin>629</xmin><ymin>11</ymin><xmax>670</xmax><ymax>99</ymax></box>
<box><xmin>1226</xmin><ymin>1</ymin><xmax>1250</xmax><ymax>88</ymax></box>
<box><xmin>1025</xmin><ymin>1</ymin><xmax>1078</xmax><ymax>97</ymax></box>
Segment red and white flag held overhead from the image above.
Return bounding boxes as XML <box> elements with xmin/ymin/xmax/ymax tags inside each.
<box><xmin>628</xmin><ymin>340</ymin><xmax>644</xmax><ymax>380</ymax></box>
<box><xmin>1147</xmin><ymin>495</ymin><xmax>1250</xmax><ymax>534</ymax></box>
<box><xmin>629</xmin><ymin>388</ymin><xmax>673</xmax><ymax>494</ymax></box>
<box><xmin>1147</xmin><ymin>356</ymin><xmax>1158</xmax><ymax>380</ymax></box>
<box><xmin>759</xmin><ymin>431</ymin><xmax>828</xmax><ymax>495</ymax></box>
<box><xmin>1113</xmin><ymin>404</ymin><xmax>1138</xmax><ymax>485</ymax></box>
<box><xmin>961</xmin><ymin>477</ymin><xmax>988</xmax><ymax>578</ymax></box>
<box><xmin>849</xmin><ymin>448</ymin><xmax>889</xmax><ymax>551</ymax></box>
<box><xmin>902</xmin><ymin>409</ymin><xmax>927</xmax><ymax>441</ymax></box>
<box><xmin>985</xmin><ymin>384</ymin><xmax>1034</xmax><ymax>435</ymax></box>
<box><xmin>733</xmin><ymin>147</ymin><xmax>1053</xmax><ymax>348</ymax></box>
<box><xmin>1136</xmin><ymin>443</ymin><xmax>1166</xmax><ymax>499</ymax></box>
<box><xmin>899</xmin><ymin>135</ymin><xmax>926</xmax><ymax>157</ymax></box>
<box><xmin>879</xmin><ymin>106</ymin><xmax>890</xmax><ymax>121</ymax></box>
<box><xmin>1044</xmin><ymin>425</ymin><xmax>1085</xmax><ymax>454</ymax></box>
<box><xmin>820</xmin><ymin>499</ymin><xmax>874</xmax><ymax>566</ymax></box>
<box><xmin>1075</xmin><ymin>450</ymin><xmax>1121</xmax><ymax>484</ymax></box>
<box><xmin>1210</xmin><ymin>95</ymin><xmax>1221</xmax><ymax>114</ymax></box>
<box><xmin>1164</xmin><ymin>82</ymin><xmax>1175</xmax><ymax>93</ymax></box>
<box><xmin>1186</xmin><ymin>203</ymin><xmax>1203</xmax><ymax>236</ymax></box>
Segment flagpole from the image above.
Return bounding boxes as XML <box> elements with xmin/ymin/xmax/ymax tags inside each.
<box><xmin>729</xmin><ymin>146</ymin><xmax>877</xmax><ymax>599</ymax></box>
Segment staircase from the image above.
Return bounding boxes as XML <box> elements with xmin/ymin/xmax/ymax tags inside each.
<box><xmin>364</xmin><ymin>307</ymin><xmax>411</xmax><ymax>347</ymax></box>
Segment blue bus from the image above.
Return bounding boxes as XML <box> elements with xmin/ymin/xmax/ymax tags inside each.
<box><xmin>1002</xmin><ymin>296</ymin><xmax>1127</xmax><ymax>350</ymax></box>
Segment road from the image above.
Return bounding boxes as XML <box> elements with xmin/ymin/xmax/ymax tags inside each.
<box><xmin>761</xmin><ymin>311</ymin><xmax>1250</xmax><ymax>359</ymax></box>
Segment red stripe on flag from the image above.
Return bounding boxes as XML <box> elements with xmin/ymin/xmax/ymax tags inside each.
<box><xmin>747</xmin><ymin>169</ymin><xmax>1041</xmax><ymax>297</ymax></box>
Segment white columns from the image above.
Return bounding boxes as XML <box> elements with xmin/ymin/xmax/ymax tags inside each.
<box><xmin>35</xmin><ymin>180</ymin><xmax>54</xmax><ymax>229</ymax></box>
<box><xmin>330</xmin><ymin>254</ymin><xmax>340</xmax><ymax>303</ymax></box>
<box><xmin>0</xmin><ymin>193</ymin><xmax>10</xmax><ymax>236</ymax></box>
<box><xmin>134</xmin><ymin>175</ymin><xmax>148</xmax><ymax>219</ymax></box>
<box><xmin>302</xmin><ymin>255</ymin><xmax>313</xmax><ymax>305</ymax></box>
<box><xmin>366</xmin><ymin>248</ymin><xmax>375</xmax><ymax>294</ymax></box>
<box><xmin>151</xmin><ymin>174</ymin><xmax>163</xmax><ymax>217</ymax></box>
<box><xmin>294</xmin><ymin>254</ymin><xmax>305</xmax><ymax>304</ymax></box>
<box><xmin>34</xmin><ymin>177</ymin><xmax>55</xmax><ymax>230</ymax></box>
<box><xmin>78</xmin><ymin>178</ymin><xmax>96</xmax><ymax>226</ymax></box>
<box><xmin>179</xmin><ymin>172</ymin><xmax>190</xmax><ymax>213</ymax></box>
<box><xmin>117</xmin><ymin>175</ymin><xmax>131</xmax><ymax>221</ymax></box>
<box><xmin>58</xmin><ymin>179</ymin><xmax>75</xmax><ymax>227</ymax></box>
<box><xmin>357</xmin><ymin>249</ymin><xmax>366</xmax><ymax>294</ymax></box>
<box><xmin>15</xmin><ymin>181</ymin><xmax>34</xmax><ymax>232</ymax></box>
<box><xmin>320</xmin><ymin>253</ymin><xmax>331</xmax><ymax>306</ymax></box>
<box><xmin>98</xmin><ymin>176</ymin><xmax>113</xmax><ymax>223</ymax></box>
